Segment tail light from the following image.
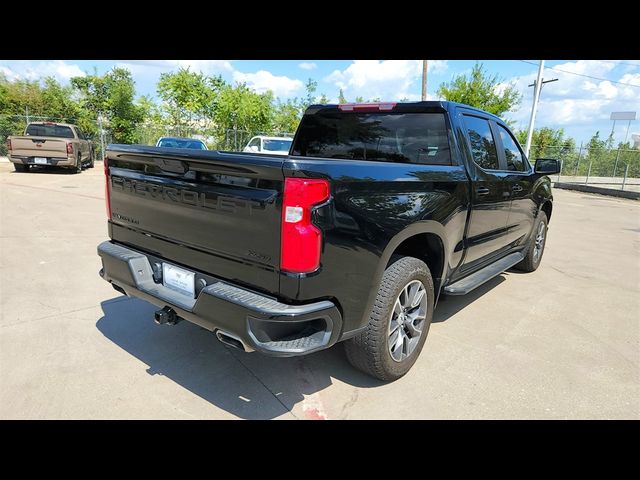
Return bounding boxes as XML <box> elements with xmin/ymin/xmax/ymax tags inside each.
<box><xmin>281</xmin><ymin>178</ymin><xmax>330</xmax><ymax>273</ymax></box>
<box><xmin>104</xmin><ymin>157</ymin><xmax>112</xmax><ymax>220</ymax></box>
<box><xmin>6</xmin><ymin>139</ymin><xmax>11</xmax><ymax>151</ymax></box>
<box><xmin>66</xmin><ymin>143</ymin><xmax>74</xmax><ymax>154</ymax></box>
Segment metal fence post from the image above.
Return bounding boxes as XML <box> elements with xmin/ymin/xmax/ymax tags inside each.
<box><xmin>585</xmin><ymin>161</ymin><xmax>592</xmax><ymax>185</ymax></box>
<box><xmin>574</xmin><ymin>142</ymin><xmax>583</xmax><ymax>177</ymax></box>
<box><xmin>557</xmin><ymin>158</ymin><xmax>562</xmax><ymax>182</ymax></box>
<box><xmin>622</xmin><ymin>164</ymin><xmax>629</xmax><ymax>190</ymax></box>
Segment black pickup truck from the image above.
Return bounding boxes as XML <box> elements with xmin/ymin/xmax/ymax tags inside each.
<box><xmin>97</xmin><ymin>101</ymin><xmax>560</xmax><ymax>381</ymax></box>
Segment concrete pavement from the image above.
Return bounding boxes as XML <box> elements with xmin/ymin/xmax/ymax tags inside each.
<box><xmin>0</xmin><ymin>162</ymin><xmax>638</xmax><ymax>419</ymax></box>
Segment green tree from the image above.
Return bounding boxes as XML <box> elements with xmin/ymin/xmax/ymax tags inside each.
<box><xmin>156</xmin><ymin>68</ymin><xmax>223</xmax><ymax>134</ymax></box>
<box><xmin>0</xmin><ymin>74</ymin><xmax>87</xmax><ymax>154</ymax></box>
<box><xmin>72</xmin><ymin>67</ymin><xmax>144</xmax><ymax>143</ymax></box>
<box><xmin>437</xmin><ymin>62</ymin><xmax>521</xmax><ymax>117</ymax></box>
<box><xmin>273</xmin><ymin>99</ymin><xmax>301</xmax><ymax>134</ymax></box>
<box><xmin>214</xmin><ymin>82</ymin><xmax>274</xmax><ymax>147</ymax></box>
<box><xmin>338</xmin><ymin>89</ymin><xmax>348</xmax><ymax>104</ymax></box>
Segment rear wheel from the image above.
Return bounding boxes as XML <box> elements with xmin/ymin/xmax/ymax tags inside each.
<box><xmin>344</xmin><ymin>256</ymin><xmax>434</xmax><ymax>381</ymax></box>
<box><xmin>88</xmin><ymin>148</ymin><xmax>95</xmax><ymax>168</ymax></box>
<box><xmin>514</xmin><ymin>212</ymin><xmax>548</xmax><ymax>272</ymax></box>
<box><xmin>75</xmin><ymin>154</ymin><xmax>83</xmax><ymax>174</ymax></box>
<box><xmin>13</xmin><ymin>163</ymin><xmax>29</xmax><ymax>172</ymax></box>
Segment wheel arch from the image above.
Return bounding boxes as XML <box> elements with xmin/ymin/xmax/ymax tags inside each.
<box><xmin>358</xmin><ymin>222</ymin><xmax>449</xmax><ymax>330</ymax></box>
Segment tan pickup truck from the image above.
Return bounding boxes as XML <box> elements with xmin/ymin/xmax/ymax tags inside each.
<box><xmin>7</xmin><ymin>122</ymin><xmax>94</xmax><ymax>173</ymax></box>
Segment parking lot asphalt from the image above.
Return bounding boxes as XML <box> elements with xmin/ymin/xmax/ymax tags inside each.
<box><xmin>0</xmin><ymin>161</ymin><xmax>638</xmax><ymax>419</ymax></box>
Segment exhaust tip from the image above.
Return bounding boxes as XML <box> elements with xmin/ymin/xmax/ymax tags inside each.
<box><xmin>215</xmin><ymin>330</ymin><xmax>248</xmax><ymax>352</ymax></box>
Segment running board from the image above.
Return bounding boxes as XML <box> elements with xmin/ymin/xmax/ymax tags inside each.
<box><xmin>444</xmin><ymin>252</ymin><xmax>524</xmax><ymax>295</ymax></box>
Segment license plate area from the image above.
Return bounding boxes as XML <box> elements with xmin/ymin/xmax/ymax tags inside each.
<box><xmin>162</xmin><ymin>263</ymin><xmax>195</xmax><ymax>298</ymax></box>
<box><xmin>34</xmin><ymin>157</ymin><xmax>48</xmax><ymax>164</ymax></box>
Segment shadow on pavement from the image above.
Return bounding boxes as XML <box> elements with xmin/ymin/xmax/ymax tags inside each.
<box><xmin>434</xmin><ymin>274</ymin><xmax>506</xmax><ymax>323</ymax></box>
<box><xmin>96</xmin><ymin>296</ymin><xmax>385</xmax><ymax>419</ymax></box>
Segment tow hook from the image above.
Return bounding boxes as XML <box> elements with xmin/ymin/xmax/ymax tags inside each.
<box><xmin>154</xmin><ymin>306</ymin><xmax>181</xmax><ymax>325</ymax></box>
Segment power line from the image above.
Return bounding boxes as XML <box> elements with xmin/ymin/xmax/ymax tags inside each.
<box><xmin>519</xmin><ymin>60</ymin><xmax>640</xmax><ymax>88</ymax></box>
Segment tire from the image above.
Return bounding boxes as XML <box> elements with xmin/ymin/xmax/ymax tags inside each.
<box><xmin>88</xmin><ymin>148</ymin><xmax>94</xmax><ymax>168</ymax></box>
<box><xmin>514</xmin><ymin>212</ymin><xmax>548</xmax><ymax>272</ymax></box>
<box><xmin>13</xmin><ymin>163</ymin><xmax>29</xmax><ymax>172</ymax></box>
<box><xmin>344</xmin><ymin>256</ymin><xmax>434</xmax><ymax>381</ymax></box>
<box><xmin>75</xmin><ymin>154</ymin><xmax>83</xmax><ymax>174</ymax></box>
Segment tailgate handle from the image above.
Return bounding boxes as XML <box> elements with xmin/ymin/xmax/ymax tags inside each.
<box><xmin>153</xmin><ymin>157</ymin><xmax>189</xmax><ymax>174</ymax></box>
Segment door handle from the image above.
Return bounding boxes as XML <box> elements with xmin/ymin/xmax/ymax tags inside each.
<box><xmin>476</xmin><ymin>187</ymin><xmax>490</xmax><ymax>196</ymax></box>
<box><xmin>512</xmin><ymin>185</ymin><xmax>523</xmax><ymax>192</ymax></box>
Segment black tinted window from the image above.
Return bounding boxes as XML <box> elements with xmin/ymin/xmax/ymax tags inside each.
<box><xmin>158</xmin><ymin>138</ymin><xmax>206</xmax><ymax>150</ymax></box>
<box><xmin>263</xmin><ymin>139</ymin><xmax>292</xmax><ymax>152</ymax></box>
<box><xmin>25</xmin><ymin>124</ymin><xmax>74</xmax><ymax>139</ymax></box>
<box><xmin>292</xmin><ymin>112</ymin><xmax>451</xmax><ymax>165</ymax></box>
<box><xmin>497</xmin><ymin>125</ymin><xmax>525</xmax><ymax>172</ymax></box>
<box><xmin>464</xmin><ymin>116</ymin><xmax>499</xmax><ymax>170</ymax></box>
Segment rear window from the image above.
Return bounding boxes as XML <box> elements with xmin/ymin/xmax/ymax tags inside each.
<box><xmin>25</xmin><ymin>124</ymin><xmax>75</xmax><ymax>139</ymax></box>
<box><xmin>158</xmin><ymin>138</ymin><xmax>207</xmax><ymax>150</ymax></box>
<box><xmin>263</xmin><ymin>139</ymin><xmax>292</xmax><ymax>152</ymax></box>
<box><xmin>291</xmin><ymin>112</ymin><xmax>451</xmax><ymax>165</ymax></box>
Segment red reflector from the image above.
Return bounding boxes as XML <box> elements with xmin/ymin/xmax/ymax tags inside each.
<box><xmin>66</xmin><ymin>143</ymin><xmax>74</xmax><ymax>154</ymax></box>
<box><xmin>281</xmin><ymin>178</ymin><xmax>330</xmax><ymax>273</ymax></box>
<box><xmin>104</xmin><ymin>157</ymin><xmax>112</xmax><ymax>220</ymax></box>
<box><xmin>338</xmin><ymin>102</ymin><xmax>397</xmax><ymax>112</ymax></box>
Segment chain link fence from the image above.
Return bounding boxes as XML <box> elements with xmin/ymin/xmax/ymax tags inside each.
<box><xmin>4</xmin><ymin>112</ymin><xmax>638</xmax><ymax>193</ymax></box>
<box><xmin>528</xmin><ymin>144</ymin><xmax>640</xmax><ymax>192</ymax></box>
<box><xmin>133</xmin><ymin>122</ymin><xmax>294</xmax><ymax>152</ymax></box>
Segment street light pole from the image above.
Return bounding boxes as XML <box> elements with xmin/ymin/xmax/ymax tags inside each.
<box><xmin>524</xmin><ymin>60</ymin><xmax>545</xmax><ymax>159</ymax></box>
<box><xmin>421</xmin><ymin>60</ymin><xmax>428</xmax><ymax>101</ymax></box>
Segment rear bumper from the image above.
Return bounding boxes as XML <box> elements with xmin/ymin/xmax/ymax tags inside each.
<box><xmin>10</xmin><ymin>154</ymin><xmax>75</xmax><ymax>166</ymax></box>
<box><xmin>97</xmin><ymin>241</ymin><xmax>342</xmax><ymax>356</ymax></box>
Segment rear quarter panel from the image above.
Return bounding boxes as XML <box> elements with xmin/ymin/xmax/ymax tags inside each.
<box><xmin>281</xmin><ymin>157</ymin><xmax>470</xmax><ymax>335</ymax></box>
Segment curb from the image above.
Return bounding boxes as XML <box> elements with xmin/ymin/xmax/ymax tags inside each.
<box><xmin>553</xmin><ymin>182</ymin><xmax>640</xmax><ymax>200</ymax></box>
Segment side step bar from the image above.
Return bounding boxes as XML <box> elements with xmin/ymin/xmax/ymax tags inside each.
<box><xmin>444</xmin><ymin>252</ymin><xmax>524</xmax><ymax>295</ymax></box>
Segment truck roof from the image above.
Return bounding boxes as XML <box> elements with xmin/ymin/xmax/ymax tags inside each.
<box><xmin>27</xmin><ymin>121</ymin><xmax>77</xmax><ymax>128</ymax></box>
<box><xmin>305</xmin><ymin>101</ymin><xmax>505</xmax><ymax>123</ymax></box>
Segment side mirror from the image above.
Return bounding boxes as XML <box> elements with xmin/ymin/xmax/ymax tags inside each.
<box><xmin>535</xmin><ymin>158</ymin><xmax>561</xmax><ymax>175</ymax></box>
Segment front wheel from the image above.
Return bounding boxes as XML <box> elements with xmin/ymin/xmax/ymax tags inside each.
<box><xmin>344</xmin><ymin>256</ymin><xmax>434</xmax><ymax>381</ymax></box>
<box><xmin>514</xmin><ymin>212</ymin><xmax>548</xmax><ymax>272</ymax></box>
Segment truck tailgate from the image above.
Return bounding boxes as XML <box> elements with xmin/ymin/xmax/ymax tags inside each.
<box><xmin>11</xmin><ymin>136</ymin><xmax>68</xmax><ymax>157</ymax></box>
<box><xmin>106</xmin><ymin>145</ymin><xmax>285</xmax><ymax>294</ymax></box>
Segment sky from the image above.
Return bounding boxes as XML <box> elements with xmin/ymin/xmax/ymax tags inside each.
<box><xmin>1</xmin><ymin>59</ymin><xmax>639</xmax><ymax>145</ymax></box>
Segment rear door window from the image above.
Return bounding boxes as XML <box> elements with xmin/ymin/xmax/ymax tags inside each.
<box><xmin>462</xmin><ymin>115</ymin><xmax>499</xmax><ymax>170</ymax></box>
<box><xmin>292</xmin><ymin>112</ymin><xmax>452</xmax><ymax>165</ymax></box>
<box><xmin>497</xmin><ymin>124</ymin><xmax>525</xmax><ymax>172</ymax></box>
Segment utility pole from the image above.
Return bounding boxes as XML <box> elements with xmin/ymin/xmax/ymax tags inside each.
<box><xmin>421</xmin><ymin>60</ymin><xmax>428</xmax><ymax>101</ymax></box>
<box><xmin>98</xmin><ymin>113</ymin><xmax>106</xmax><ymax>160</ymax></box>
<box><xmin>524</xmin><ymin>60</ymin><xmax>545</xmax><ymax>158</ymax></box>
<box><xmin>25</xmin><ymin>106</ymin><xmax>30</xmax><ymax>124</ymax></box>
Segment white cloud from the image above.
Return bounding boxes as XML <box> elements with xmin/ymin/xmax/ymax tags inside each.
<box><xmin>0</xmin><ymin>60</ymin><xmax>85</xmax><ymax>83</ymax></box>
<box><xmin>503</xmin><ymin>60</ymin><xmax>640</xmax><ymax>143</ymax></box>
<box><xmin>116</xmin><ymin>60</ymin><xmax>233</xmax><ymax>76</ymax></box>
<box><xmin>299</xmin><ymin>62</ymin><xmax>317</xmax><ymax>70</ymax></box>
<box><xmin>324</xmin><ymin>60</ymin><xmax>447</xmax><ymax>101</ymax></box>
<box><xmin>232</xmin><ymin>70</ymin><xmax>304</xmax><ymax>96</ymax></box>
